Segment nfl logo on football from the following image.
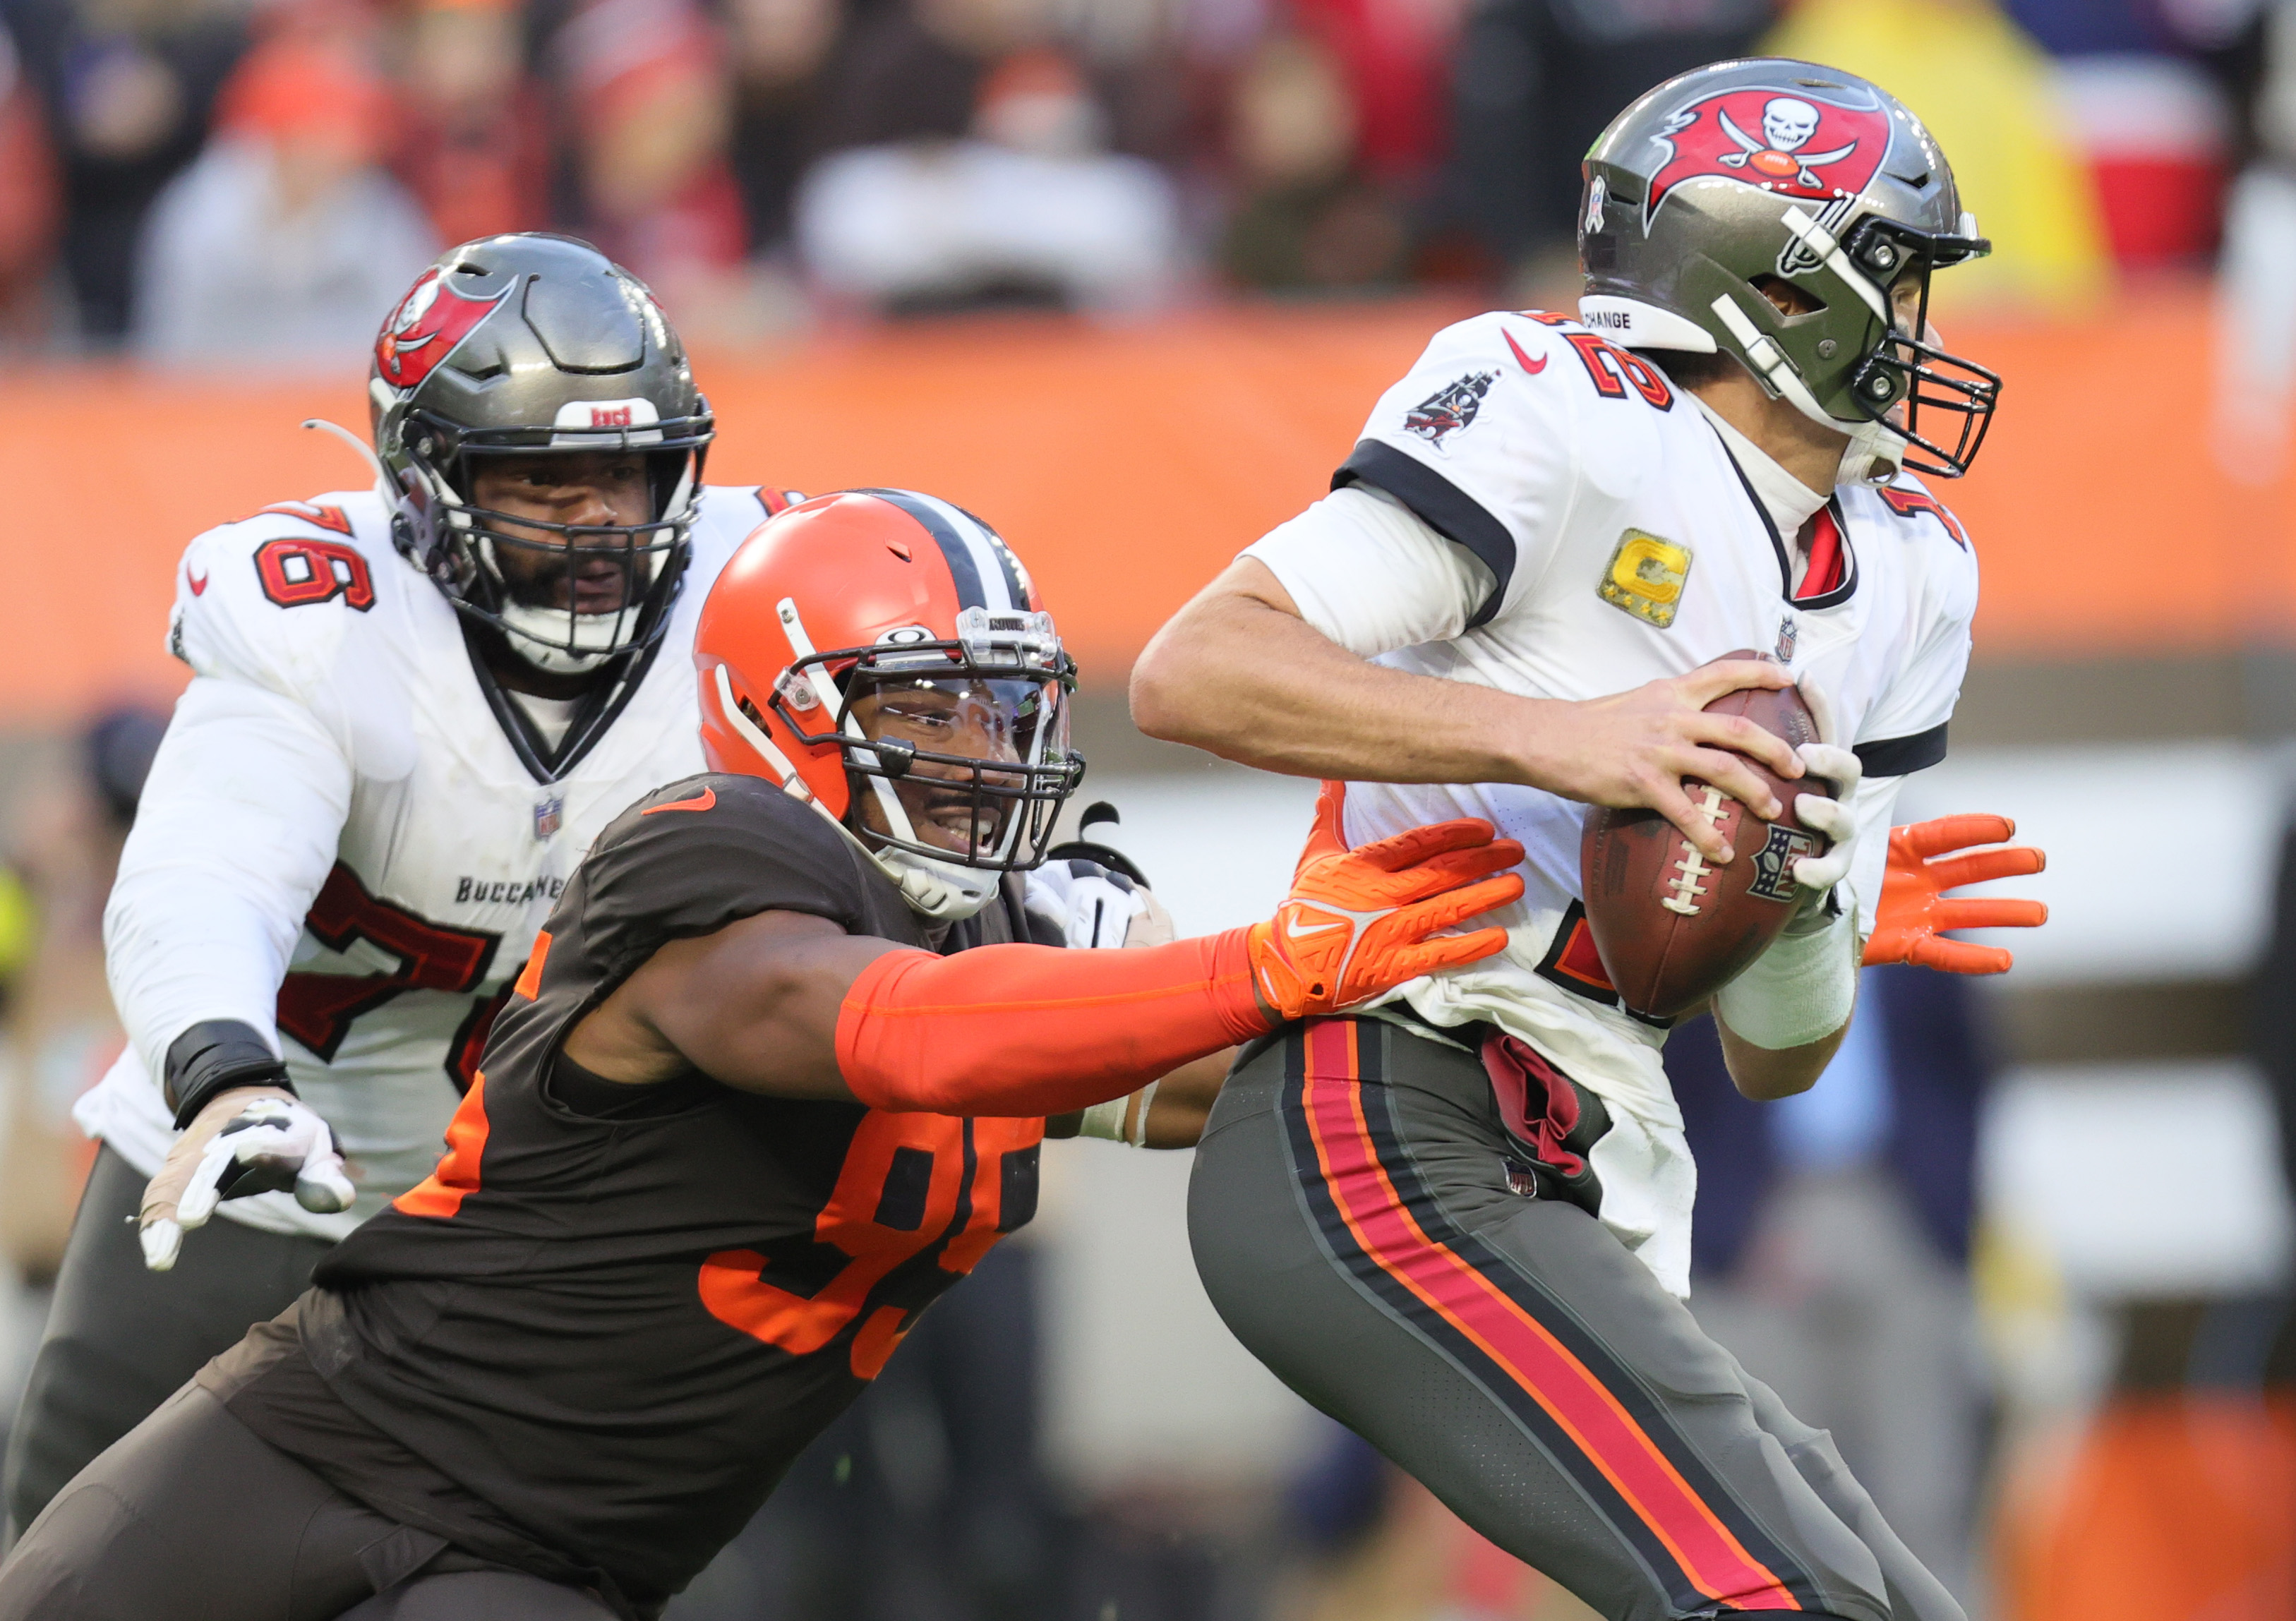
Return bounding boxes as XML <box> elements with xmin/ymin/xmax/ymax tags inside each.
<box><xmin>533</xmin><ymin>797</ymin><xmax>564</xmax><ymax>841</ymax></box>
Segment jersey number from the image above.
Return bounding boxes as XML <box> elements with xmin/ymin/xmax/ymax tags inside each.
<box><xmin>697</xmin><ymin>1113</ymin><xmax>1042</xmax><ymax>1379</ymax></box>
<box><xmin>1874</xmin><ymin>486</ymin><xmax>1970</xmax><ymax>549</ymax></box>
<box><xmin>1523</xmin><ymin>312</ymin><xmax>1673</xmax><ymax>409</ymax></box>
<box><xmin>255</xmin><ymin>537</ymin><xmax>375</xmax><ymax>611</ymax></box>
<box><xmin>277</xmin><ymin>863</ymin><xmax>503</xmax><ymax>1080</ymax></box>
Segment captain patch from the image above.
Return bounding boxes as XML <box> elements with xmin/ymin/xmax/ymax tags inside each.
<box><xmin>1597</xmin><ymin>530</ymin><xmax>1693</xmax><ymax>628</ymax></box>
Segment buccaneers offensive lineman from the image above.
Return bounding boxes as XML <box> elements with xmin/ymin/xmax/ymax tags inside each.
<box><xmin>0</xmin><ymin>490</ymin><xmax>1524</xmax><ymax>1620</ymax></box>
<box><xmin>2</xmin><ymin>234</ymin><xmax>813</xmax><ymax>1538</ymax></box>
<box><xmin>1133</xmin><ymin>60</ymin><xmax>2045</xmax><ymax>1621</ymax></box>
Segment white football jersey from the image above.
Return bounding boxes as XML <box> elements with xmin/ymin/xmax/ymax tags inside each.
<box><xmin>1244</xmin><ymin>310</ymin><xmax>1977</xmax><ymax>1293</ymax></box>
<box><xmin>80</xmin><ymin>483</ymin><xmax>793</xmax><ymax>1240</ymax></box>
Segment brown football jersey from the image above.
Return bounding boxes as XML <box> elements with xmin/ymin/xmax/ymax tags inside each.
<box><xmin>225</xmin><ymin>773</ymin><xmax>1047</xmax><ymax>1613</ymax></box>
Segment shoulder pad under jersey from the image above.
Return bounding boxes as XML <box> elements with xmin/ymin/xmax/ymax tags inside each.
<box><xmin>167</xmin><ymin>491</ymin><xmax>401</xmax><ymax>698</ymax></box>
<box><xmin>575</xmin><ymin>771</ymin><xmax>879</xmax><ymax>953</ymax></box>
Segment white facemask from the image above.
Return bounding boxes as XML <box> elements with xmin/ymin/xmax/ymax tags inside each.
<box><xmin>494</xmin><ymin>601</ymin><xmax>636</xmax><ymax>674</ymax></box>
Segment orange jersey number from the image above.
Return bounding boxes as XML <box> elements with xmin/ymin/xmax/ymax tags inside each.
<box><xmin>698</xmin><ymin>1112</ymin><xmax>1041</xmax><ymax>1378</ymax></box>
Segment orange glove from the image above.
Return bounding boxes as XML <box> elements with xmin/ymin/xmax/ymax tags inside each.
<box><xmin>1863</xmin><ymin>814</ymin><xmax>2047</xmax><ymax>975</ymax></box>
<box><xmin>1246</xmin><ymin>783</ymin><xmax>1525</xmax><ymax>1020</ymax></box>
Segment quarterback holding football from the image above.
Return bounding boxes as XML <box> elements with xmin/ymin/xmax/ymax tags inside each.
<box><xmin>1134</xmin><ymin>60</ymin><xmax>2044</xmax><ymax>1621</ymax></box>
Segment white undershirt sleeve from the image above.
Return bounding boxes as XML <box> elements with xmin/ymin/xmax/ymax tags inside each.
<box><xmin>104</xmin><ymin>674</ymin><xmax>352</xmax><ymax>1086</ymax></box>
<box><xmin>1241</xmin><ymin>484</ymin><xmax>1495</xmax><ymax>658</ymax></box>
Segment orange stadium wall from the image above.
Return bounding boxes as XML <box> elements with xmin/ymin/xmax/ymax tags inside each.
<box><xmin>0</xmin><ymin>289</ymin><xmax>2282</xmax><ymax>725</ymax></box>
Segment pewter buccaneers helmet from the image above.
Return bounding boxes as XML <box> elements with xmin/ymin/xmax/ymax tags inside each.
<box><xmin>1579</xmin><ymin>59</ymin><xmax>2000</xmax><ymax>479</ymax></box>
<box><xmin>369</xmin><ymin>234</ymin><xmax>715</xmax><ymax>672</ymax></box>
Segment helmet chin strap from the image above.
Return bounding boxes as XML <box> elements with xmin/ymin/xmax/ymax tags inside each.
<box><xmin>870</xmin><ymin>845</ymin><xmax>1001</xmax><ymax>923</ymax></box>
<box><xmin>1836</xmin><ymin>418</ymin><xmax>1906</xmax><ymax>486</ymax></box>
<box><xmin>478</xmin><ymin>524</ymin><xmax>660</xmax><ymax>675</ymax></box>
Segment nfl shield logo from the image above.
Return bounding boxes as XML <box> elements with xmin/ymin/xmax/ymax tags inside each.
<box><xmin>1775</xmin><ymin>615</ymin><xmax>1798</xmax><ymax>662</ymax></box>
<box><xmin>533</xmin><ymin>797</ymin><xmax>563</xmax><ymax>841</ymax></box>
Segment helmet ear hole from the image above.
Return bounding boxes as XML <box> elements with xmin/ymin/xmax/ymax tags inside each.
<box><xmin>1749</xmin><ymin>275</ymin><xmax>1825</xmax><ymax>319</ymax></box>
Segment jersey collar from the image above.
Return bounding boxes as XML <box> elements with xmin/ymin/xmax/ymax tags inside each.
<box><xmin>1697</xmin><ymin>411</ymin><xmax>1861</xmax><ymax>612</ymax></box>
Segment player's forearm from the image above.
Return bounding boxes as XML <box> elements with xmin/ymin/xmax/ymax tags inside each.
<box><xmin>1049</xmin><ymin>1047</ymin><xmax>1233</xmax><ymax>1147</ymax></box>
<box><xmin>1714</xmin><ymin>1010</ymin><xmax>1849</xmax><ymax>1100</ymax></box>
<box><xmin>104</xmin><ymin>678</ymin><xmax>350</xmax><ymax>1081</ymax></box>
<box><xmin>106</xmin><ymin>864</ymin><xmax>299</xmax><ymax>1072</ymax></box>
<box><xmin>1131</xmin><ymin>585</ymin><xmax>1538</xmax><ymax>784</ymax></box>
<box><xmin>607</xmin><ymin>915</ymin><xmax>1263</xmax><ymax>1114</ymax></box>
<box><xmin>836</xmin><ymin>934</ymin><xmax>1267</xmax><ymax>1116</ymax></box>
<box><xmin>1712</xmin><ymin>908</ymin><xmax>1860</xmax><ymax>1099</ymax></box>
<box><xmin>1143</xmin><ymin>1049</ymin><xmax>1231</xmax><ymax>1146</ymax></box>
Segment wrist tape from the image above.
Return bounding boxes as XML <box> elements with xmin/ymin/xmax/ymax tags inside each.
<box><xmin>1078</xmin><ymin>1080</ymin><xmax>1159</xmax><ymax>1147</ymax></box>
<box><xmin>1712</xmin><ymin>906</ymin><xmax>1858</xmax><ymax>1051</ymax></box>
<box><xmin>164</xmin><ymin>1020</ymin><xmax>294</xmax><ymax>1130</ymax></box>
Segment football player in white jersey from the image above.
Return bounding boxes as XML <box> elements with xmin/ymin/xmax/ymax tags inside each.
<box><xmin>0</xmin><ymin>234</ymin><xmax>817</xmax><ymax>1538</ymax></box>
<box><xmin>1134</xmin><ymin>61</ymin><xmax>2043</xmax><ymax>1621</ymax></box>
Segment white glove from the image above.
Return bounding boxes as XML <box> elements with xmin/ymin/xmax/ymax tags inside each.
<box><xmin>1789</xmin><ymin>742</ymin><xmax>1863</xmax><ymax>895</ymax></box>
<box><xmin>139</xmin><ymin>1087</ymin><xmax>354</xmax><ymax>1271</ymax></box>
<box><xmin>1786</xmin><ymin>675</ymin><xmax>1863</xmax><ymax>896</ymax></box>
<box><xmin>1024</xmin><ymin>860</ymin><xmax>1169</xmax><ymax>949</ymax></box>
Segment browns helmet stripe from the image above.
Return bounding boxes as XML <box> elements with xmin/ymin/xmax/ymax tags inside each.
<box><xmin>942</xmin><ymin>495</ymin><xmax>1035</xmax><ymax>610</ymax></box>
<box><xmin>854</xmin><ymin>488</ymin><xmax>1027</xmax><ymax>613</ymax></box>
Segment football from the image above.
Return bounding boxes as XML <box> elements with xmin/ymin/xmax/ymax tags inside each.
<box><xmin>1580</xmin><ymin>657</ymin><xmax>1833</xmax><ymax>1019</ymax></box>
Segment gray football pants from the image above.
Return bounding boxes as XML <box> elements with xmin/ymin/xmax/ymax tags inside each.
<box><xmin>1187</xmin><ymin>1017</ymin><xmax>1966</xmax><ymax>1621</ymax></box>
<box><xmin>0</xmin><ymin>1378</ymin><xmax>613</xmax><ymax>1619</ymax></box>
<box><xmin>3</xmin><ymin>1145</ymin><xmax>333</xmax><ymax>1544</ymax></box>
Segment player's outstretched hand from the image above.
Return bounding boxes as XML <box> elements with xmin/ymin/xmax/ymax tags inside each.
<box><xmin>1538</xmin><ymin>660</ymin><xmax>1805</xmax><ymax>864</ymax></box>
<box><xmin>1247</xmin><ymin>783</ymin><xmax>1525</xmax><ymax>1021</ymax></box>
<box><xmin>139</xmin><ymin>1088</ymin><xmax>355</xmax><ymax>1271</ymax></box>
<box><xmin>1863</xmin><ymin>814</ymin><xmax>2048</xmax><ymax>975</ymax></box>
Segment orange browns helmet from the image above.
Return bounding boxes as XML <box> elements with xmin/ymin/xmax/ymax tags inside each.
<box><xmin>695</xmin><ymin>489</ymin><xmax>1086</xmax><ymax>919</ymax></box>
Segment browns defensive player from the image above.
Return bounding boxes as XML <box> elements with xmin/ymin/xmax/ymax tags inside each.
<box><xmin>0</xmin><ymin>490</ymin><xmax>1525</xmax><ymax>1621</ymax></box>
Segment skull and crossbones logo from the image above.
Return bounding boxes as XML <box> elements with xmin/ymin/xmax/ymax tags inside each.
<box><xmin>1717</xmin><ymin>96</ymin><xmax>1859</xmax><ymax>188</ymax></box>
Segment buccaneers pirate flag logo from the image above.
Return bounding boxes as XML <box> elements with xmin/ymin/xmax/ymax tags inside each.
<box><xmin>1645</xmin><ymin>88</ymin><xmax>1892</xmax><ymax>226</ymax></box>
<box><xmin>374</xmin><ymin>268</ymin><xmax>511</xmax><ymax>391</ymax></box>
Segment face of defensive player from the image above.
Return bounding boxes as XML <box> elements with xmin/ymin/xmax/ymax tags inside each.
<box><xmin>846</xmin><ymin>678</ymin><xmax>1035</xmax><ymax>857</ymax></box>
<box><xmin>469</xmin><ymin>452</ymin><xmax>655</xmax><ymax>613</ymax></box>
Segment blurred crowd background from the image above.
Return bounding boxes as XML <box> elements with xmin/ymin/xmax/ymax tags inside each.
<box><xmin>4</xmin><ymin>0</ymin><xmax>2296</xmax><ymax>1619</ymax></box>
<box><xmin>0</xmin><ymin>0</ymin><xmax>2287</xmax><ymax>350</ymax></box>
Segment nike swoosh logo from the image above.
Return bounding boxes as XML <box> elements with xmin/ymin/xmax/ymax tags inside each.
<box><xmin>1285</xmin><ymin>917</ymin><xmax>1345</xmax><ymax>939</ymax></box>
<box><xmin>1503</xmin><ymin>329</ymin><xmax>1547</xmax><ymax>375</ymax></box>
<box><xmin>642</xmin><ymin>786</ymin><xmax>716</xmax><ymax>816</ymax></box>
<box><xmin>187</xmin><ymin>570</ymin><xmax>209</xmax><ymax>596</ymax></box>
